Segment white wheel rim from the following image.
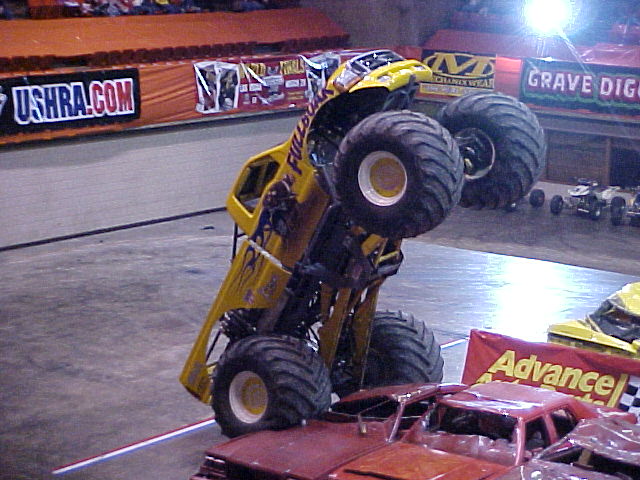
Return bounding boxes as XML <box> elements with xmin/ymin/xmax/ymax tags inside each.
<box><xmin>358</xmin><ymin>151</ymin><xmax>407</xmax><ymax>207</ymax></box>
<box><xmin>228</xmin><ymin>371</ymin><xmax>268</xmax><ymax>424</ymax></box>
<box><xmin>455</xmin><ymin>128</ymin><xmax>496</xmax><ymax>180</ymax></box>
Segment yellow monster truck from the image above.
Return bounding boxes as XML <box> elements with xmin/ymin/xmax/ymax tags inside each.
<box><xmin>180</xmin><ymin>50</ymin><xmax>547</xmax><ymax>438</ymax></box>
<box><xmin>549</xmin><ymin>282</ymin><xmax>640</xmax><ymax>358</ymax></box>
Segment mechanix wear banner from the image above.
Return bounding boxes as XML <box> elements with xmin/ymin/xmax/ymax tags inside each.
<box><xmin>0</xmin><ymin>68</ymin><xmax>140</xmax><ymax>135</ymax></box>
<box><xmin>418</xmin><ymin>50</ymin><xmax>495</xmax><ymax>97</ymax></box>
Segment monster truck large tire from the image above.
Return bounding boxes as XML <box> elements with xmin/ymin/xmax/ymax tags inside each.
<box><xmin>363</xmin><ymin>311</ymin><xmax>444</xmax><ymax>388</ymax></box>
<box><xmin>437</xmin><ymin>92</ymin><xmax>546</xmax><ymax>209</ymax></box>
<box><xmin>333</xmin><ymin>110</ymin><xmax>463</xmax><ymax>239</ymax></box>
<box><xmin>211</xmin><ymin>335</ymin><xmax>331</xmax><ymax>438</ymax></box>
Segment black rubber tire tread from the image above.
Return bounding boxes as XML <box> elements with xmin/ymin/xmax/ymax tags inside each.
<box><xmin>437</xmin><ymin>92</ymin><xmax>547</xmax><ymax>209</ymax></box>
<box><xmin>529</xmin><ymin>188</ymin><xmax>545</xmax><ymax>207</ymax></box>
<box><xmin>588</xmin><ymin>197</ymin><xmax>602</xmax><ymax>221</ymax></box>
<box><xmin>364</xmin><ymin>310</ymin><xmax>444</xmax><ymax>388</ymax></box>
<box><xmin>550</xmin><ymin>195</ymin><xmax>563</xmax><ymax>215</ymax></box>
<box><xmin>333</xmin><ymin>110</ymin><xmax>463</xmax><ymax>239</ymax></box>
<box><xmin>611</xmin><ymin>204</ymin><xmax>626</xmax><ymax>226</ymax></box>
<box><xmin>212</xmin><ymin>335</ymin><xmax>331</xmax><ymax>438</ymax></box>
<box><xmin>611</xmin><ymin>196</ymin><xmax>626</xmax><ymax>209</ymax></box>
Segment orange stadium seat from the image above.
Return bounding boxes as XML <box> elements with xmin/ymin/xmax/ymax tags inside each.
<box><xmin>89</xmin><ymin>51</ymin><xmax>112</xmax><ymax>67</ymax></box>
<box><xmin>9</xmin><ymin>56</ymin><xmax>31</xmax><ymax>72</ymax></box>
<box><xmin>0</xmin><ymin>8</ymin><xmax>347</xmax><ymax>72</ymax></box>
<box><xmin>0</xmin><ymin>57</ymin><xmax>11</xmax><ymax>73</ymax></box>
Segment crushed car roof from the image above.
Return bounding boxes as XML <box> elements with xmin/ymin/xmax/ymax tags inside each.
<box><xmin>441</xmin><ymin>382</ymin><xmax>578</xmax><ymax>415</ymax></box>
<box><xmin>562</xmin><ymin>416</ymin><xmax>640</xmax><ymax>466</ymax></box>
<box><xmin>498</xmin><ymin>418</ymin><xmax>640</xmax><ymax>480</ymax></box>
<box><xmin>338</xmin><ymin>382</ymin><xmax>465</xmax><ymax>404</ymax></box>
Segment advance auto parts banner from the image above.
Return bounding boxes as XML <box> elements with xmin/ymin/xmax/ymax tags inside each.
<box><xmin>522</xmin><ymin>58</ymin><xmax>640</xmax><ymax>116</ymax></box>
<box><xmin>0</xmin><ymin>69</ymin><xmax>140</xmax><ymax>135</ymax></box>
<box><xmin>462</xmin><ymin>330</ymin><xmax>640</xmax><ymax>417</ymax></box>
<box><xmin>194</xmin><ymin>52</ymin><xmax>343</xmax><ymax>114</ymax></box>
<box><xmin>418</xmin><ymin>50</ymin><xmax>495</xmax><ymax>98</ymax></box>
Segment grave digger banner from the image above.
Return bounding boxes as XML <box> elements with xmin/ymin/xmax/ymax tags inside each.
<box><xmin>417</xmin><ymin>50</ymin><xmax>495</xmax><ymax>98</ymax></box>
<box><xmin>521</xmin><ymin>58</ymin><xmax>640</xmax><ymax>117</ymax></box>
<box><xmin>463</xmin><ymin>330</ymin><xmax>640</xmax><ymax>417</ymax></box>
<box><xmin>194</xmin><ymin>52</ymin><xmax>344</xmax><ymax>114</ymax></box>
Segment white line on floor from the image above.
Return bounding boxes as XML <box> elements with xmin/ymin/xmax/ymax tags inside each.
<box><xmin>52</xmin><ymin>417</ymin><xmax>217</xmax><ymax>475</ymax></box>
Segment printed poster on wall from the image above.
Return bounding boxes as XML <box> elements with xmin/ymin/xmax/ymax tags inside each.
<box><xmin>521</xmin><ymin>58</ymin><xmax>640</xmax><ymax>117</ymax></box>
<box><xmin>0</xmin><ymin>69</ymin><xmax>140</xmax><ymax>136</ymax></box>
<box><xmin>194</xmin><ymin>52</ymin><xmax>343</xmax><ymax>115</ymax></box>
<box><xmin>463</xmin><ymin>329</ymin><xmax>640</xmax><ymax>418</ymax></box>
<box><xmin>418</xmin><ymin>50</ymin><xmax>495</xmax><ymax>98</ymax></box>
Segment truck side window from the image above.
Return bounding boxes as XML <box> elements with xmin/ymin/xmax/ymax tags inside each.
<box><xmin>525</xmin><ymin>417</ymin><xmax>550</xmax><ymax>451</ymax></box>
<box><xmin>235</xmin><ymin>158</ymin><xmax>279</xmax><ymax>213</ymax></box>
<box><xmin>398</xmin><ymin>400</ymin><xmax>434</xmax><ymax>430</ymax></box>
<box><xmin>550</xmin><ymin>408</ymin><xmax>577</xmax><ymax>438</ymax></box>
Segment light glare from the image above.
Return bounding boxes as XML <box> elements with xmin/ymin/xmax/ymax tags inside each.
<box><xmin>524</xmin><ymin>0</ymin><xmax>572</xmax><ymax>35</ymax></box>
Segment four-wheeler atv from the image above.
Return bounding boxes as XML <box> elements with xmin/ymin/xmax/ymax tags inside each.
<box><xmin>548</xmin><ymin>282</ymin><xmax>640</xmax><ymax>359</ymax></box>
<box><xmin>610</xmin><ymin>187</ymin><xmax>640</xmax><ymax>227</ymax></box>
<box><xmin>549</xmin><ymin>179</ymin><xmax>621</xmax><ymax>221</ymax></box>
<box><xmin>179</xmin><ymin>49</ymin><xmax>547</xmax><ymax>438</ymax></box>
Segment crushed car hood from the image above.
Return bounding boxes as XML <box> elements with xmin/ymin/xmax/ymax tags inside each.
<box><xmin>206</xmin><ymin>420</ymin><xmax>389</xmax><ymax>479</ymax></box>
<box><xmin>331</xmin><ymin>442</ymin><xmax>508</xmax><ymax>480</ymax></box>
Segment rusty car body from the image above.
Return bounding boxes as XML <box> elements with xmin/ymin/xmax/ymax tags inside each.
<box><xmin>498</xmin><ymin>416</ymin><xmax>640</xmax><ymax>480</ymax></box>
<box><xmin>190</xmin><ymin>382</ymin><xmax>464</xmax><ymax>480</ymax></box>
<box><xmin>190</xmin><ymin>381</ymin><xmax>635</xmax><ymax>480</ymax></box>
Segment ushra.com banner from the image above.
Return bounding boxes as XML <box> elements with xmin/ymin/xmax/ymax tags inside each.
<box><xmin>462</xmin><ymin>329</ymin><xmax>640</xmax><ymax>417</ymax></box>
<box><xmin>0</xmin><ymin>68</ymin><xmax>140</xmax><ymax>135</ymax></box>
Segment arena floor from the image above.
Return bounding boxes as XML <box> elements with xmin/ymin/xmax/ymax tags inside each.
<box><xmin>1</xmin><ymin>180</ymin><xmax>639</xmax><ymax>480</ymax></box>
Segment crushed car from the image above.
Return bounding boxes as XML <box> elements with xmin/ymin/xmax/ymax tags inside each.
<box><xmin>498</xmin><ymin>416</ymin><xmax>640</xmax><ymax>480</ymax></box>
<box><xmin>189</xmin><ymin>381</ymin><xmax>635</xmax><ymax>480</ymax></box>
<box><xmin>190</xmin><ymin>382</ymin><xmax>465</xmax><ymax>480</ymax></box>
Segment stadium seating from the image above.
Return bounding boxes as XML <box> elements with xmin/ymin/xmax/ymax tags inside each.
<box><xmin>0</xmin><ymin>8</ymin><xmax>348</xmax><ymax>73</ymax></box>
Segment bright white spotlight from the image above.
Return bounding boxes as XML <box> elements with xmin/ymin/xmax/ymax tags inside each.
<box><xmin>524</xmin><ymin>0</ymin><xmax>572</xmax><ymax>35</ymax></box>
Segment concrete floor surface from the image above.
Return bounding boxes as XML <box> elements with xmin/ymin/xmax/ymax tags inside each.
<box><xmin>1</xmin><ymin>193</ymin><xmax>639</xmax><ymax>480</ymax></box>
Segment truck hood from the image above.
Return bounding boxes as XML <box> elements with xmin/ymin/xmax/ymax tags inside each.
<box><xmin>206</xmin><ymin>420</ymin><xmax>388</xmax><ymax>479</ymax></box>
<box><xmin>332</xmin><ymin>442</ymin><xmax>509</xmax><ymax>480</ymax></box>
